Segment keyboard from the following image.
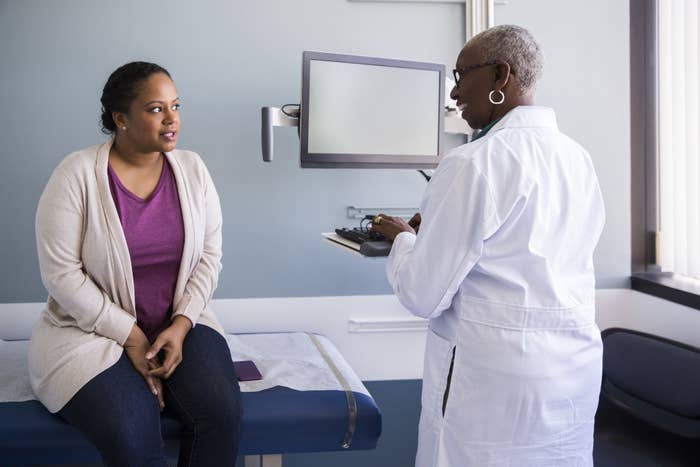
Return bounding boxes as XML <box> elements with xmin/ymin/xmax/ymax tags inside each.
<box><xmin>334</xmin><ymin>228</ymin><xmax>391</xmax><ymax>257</ymax></box>
<box><xmin>334</xmin><ymin>227</ymin><xmax>387</xmax><ymax>244</ymax></box>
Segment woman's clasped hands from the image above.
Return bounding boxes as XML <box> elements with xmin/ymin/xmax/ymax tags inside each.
<box><xmin>123</xmin><ymin>315</ymin><xmax>193</xmax><ymax>411</ymax></box>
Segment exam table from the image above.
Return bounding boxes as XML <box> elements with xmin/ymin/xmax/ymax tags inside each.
<box><xmin>0</xmin><ymin>305</ymin><xmax>382</xmax><ymax>467</ymax></box>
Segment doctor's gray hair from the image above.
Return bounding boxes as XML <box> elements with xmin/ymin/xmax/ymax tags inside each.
<box><xmin>468</xmin><ymin>24</ymin><xmax>544</xmax><ymax>95</ymax></box>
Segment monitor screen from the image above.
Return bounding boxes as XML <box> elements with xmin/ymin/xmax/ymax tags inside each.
<box><xmin>300</xmin><ymin>51</ymin><xmax>445</xmax><ymax>169</ymax></box>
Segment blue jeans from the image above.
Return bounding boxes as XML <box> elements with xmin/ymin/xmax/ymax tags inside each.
<box><xmin>59</xmin><ymin>324</ymin><xmax>241</xmax><ymax>467</ymax></box>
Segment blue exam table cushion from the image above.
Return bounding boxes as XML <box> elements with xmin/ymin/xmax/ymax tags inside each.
<box><xmin>0</xmin><ymin>387</ymin><xmax>380</xmax><ymax>464</ymax></box>
<box><xmin>0</xmin><ymin>333</ymin><xmax>382</xmax><ymax>465</ymax></box>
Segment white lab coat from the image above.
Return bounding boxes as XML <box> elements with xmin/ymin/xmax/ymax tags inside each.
<box><xmin>387</xmin><ymin>107</ymin><xmax>605</xmax><ymax>467</ymax></box>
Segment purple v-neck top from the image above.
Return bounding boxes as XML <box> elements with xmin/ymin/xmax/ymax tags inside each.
<box><xmin>108</xmin><ymin>158</ymin><xmax>184</xmax><ymax>343</ymax></box>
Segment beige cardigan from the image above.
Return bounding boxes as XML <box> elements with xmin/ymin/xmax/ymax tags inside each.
<box><xmin>29</xmin><ymin>140</ymin><xmax>226</xmax><ymax>412</ymax></box>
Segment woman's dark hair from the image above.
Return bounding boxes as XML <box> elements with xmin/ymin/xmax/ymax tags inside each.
<box><xmin>100</xmin><ymin>61</ymin><xmax>171</xmax><ymax>134</ymax></box>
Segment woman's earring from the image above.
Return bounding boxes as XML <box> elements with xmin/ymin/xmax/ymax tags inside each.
<box><xmin>489</xmin><ymin>90</ymin><xmax>505</xmax><ymax>105</ymax></box>
<box><xmin>121</xmin><ymin>126</ymin><xmax>127</xmax><ymax>131</ymax></box>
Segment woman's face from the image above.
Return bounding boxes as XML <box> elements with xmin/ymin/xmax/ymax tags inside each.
<box><xmin>118</xmin><ymin>72</ymin><xmax>180</xmax><ymax>154</ymax></box>
<box><xmin>449</xmin><ymin>47</ymin><xmax>496</xmax><ymax>130</ymax></box>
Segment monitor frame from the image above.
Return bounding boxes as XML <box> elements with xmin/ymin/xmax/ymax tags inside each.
<box><xmin>299</xmin><ymin>51</ymin><xmax>445</xmax><ymax>169</ymax></box>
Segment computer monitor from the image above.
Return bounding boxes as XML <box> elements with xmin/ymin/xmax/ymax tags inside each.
<box><xmin>300</xmin><ymin>51</ymin><xmax>445</xmax><ymax>169</ymax></box>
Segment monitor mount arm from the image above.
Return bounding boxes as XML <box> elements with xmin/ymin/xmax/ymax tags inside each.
<box><xmin>261</xmin><ymin>106</ymin><xmax>300</xmax><ymax>162</ymax></box>
<box><xmin>260</xmin><ymin>105</ymin><xmax>469</xmax><ymax>163</ymax></box>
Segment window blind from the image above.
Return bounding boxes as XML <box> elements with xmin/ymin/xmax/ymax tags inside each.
<box><xmin>658</xmin><ymin>0</ymin><xmax>700</xmax><ymax>278</ymax></box>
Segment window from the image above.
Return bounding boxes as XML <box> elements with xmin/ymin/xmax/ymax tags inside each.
<box><xmin>630</xmin><ymin>0</ymin><xmax>700</xmax><ymax>309</ymax></box>
<box><xmin>657</xmin><ymin>0</ymin><xmax>700</xmax><ymax>278</ymax></box>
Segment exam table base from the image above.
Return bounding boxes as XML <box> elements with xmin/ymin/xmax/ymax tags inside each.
<box><xmin>244</xmin><ymin>454</ymin><xmax>282</xmax><ymax>467</ymax></box>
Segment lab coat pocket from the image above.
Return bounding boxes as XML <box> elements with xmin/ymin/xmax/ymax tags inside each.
<box><xmin>422</xmin><ymin>330</ymin><xmax>455</xmax><ymax>425</ymax></box>
<box><xmin>542</xmin><ymin>398</ymin><xmax>576</xmax><ymax>428</ymax></box>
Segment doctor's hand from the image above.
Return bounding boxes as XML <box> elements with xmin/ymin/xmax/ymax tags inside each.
<box><xmin>124</xmin><ymin>324</ymin><xmax>164</xmax><ymax>408</ymax></box>
<box><xmin>146</xmin><ymin>315</ymin><xmax>192</xmax><ymax>380</ymax></box>
<box><xmin>408</xmin><ymin>213</ymin><xmax>422</xmax><ymax>233</ymax></box>
<box><xmin>370</xmin><ymin>213</ymin><xmax>416</xmax><ymax>241</ymax></box>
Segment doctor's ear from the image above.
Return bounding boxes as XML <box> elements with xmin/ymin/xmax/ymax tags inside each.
<box><xmin>493</xmin><ymin>61</ymin><xmax>511</xmax><ymax>86</ymax></box>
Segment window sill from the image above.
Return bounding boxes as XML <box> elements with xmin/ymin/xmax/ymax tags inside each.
<box><xmin>631</xmin><ymin>272</ymin><xmax>700</xmax><ymax>311</ymax></box>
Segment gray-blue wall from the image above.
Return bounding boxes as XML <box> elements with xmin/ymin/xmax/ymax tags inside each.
<box><xmin>0</xmin><ymin>0</ymin><xmax>465</xmax><ymax>302</ymax></box>
<box><xmin>0</xmin><ymin>0</ymin><xmax>629</xmax><ymax>304</ymax></box>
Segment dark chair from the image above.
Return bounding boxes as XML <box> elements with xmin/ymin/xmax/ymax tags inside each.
<box><xmin>594</xmin><ymin>328</ymin><xmax>700</xmax><ymax>467</ymax></box>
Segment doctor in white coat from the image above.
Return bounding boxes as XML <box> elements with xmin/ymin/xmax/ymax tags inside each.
<box><xmin>372</xmin><ymin>25</ymin><xmax>605</xmax><ymax>466</ymax></box>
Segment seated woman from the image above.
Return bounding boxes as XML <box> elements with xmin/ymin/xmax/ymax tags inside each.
<box><xmin>28</xmin><ymin>61</ymin><xmax>241</xmax><ymax>466</ymax></box>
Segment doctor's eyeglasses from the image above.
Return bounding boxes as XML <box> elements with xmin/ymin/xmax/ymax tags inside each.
<box><xmin>452</xmin><ymin>60</ymin><xmax>501</xmax><ymax>86</ymax></box>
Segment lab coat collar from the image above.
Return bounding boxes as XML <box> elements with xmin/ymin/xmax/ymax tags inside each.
<box><xmin>489</xmin><ymin>106</ymin><xmax>558</xmax><ymax>134</ymax></box>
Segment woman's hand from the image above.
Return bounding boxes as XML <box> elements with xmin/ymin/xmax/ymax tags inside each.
<box><xmin>124</xmin><ymin>324</ymin><xmax>164</xmax><ymax>408</ymax></box>
<box><xmin>147</xmin><ymin>358</ymin><xmax>165</xmax><ymax>411</ymax></box>
<box><xmin>370</xmin><ymin>213</ymin><xmax>416</xmax><ymax>241</ymax></box>
<box><xmin>146</xmin><ymin>315</ymin><xmax>192</xmax><ymax>380</ymax></box>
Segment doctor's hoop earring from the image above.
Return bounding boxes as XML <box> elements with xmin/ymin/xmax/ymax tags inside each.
<box><xmin>489</xmin><ymin>90</ymin><xmax>505</xmax><ymax>105</ymax></box>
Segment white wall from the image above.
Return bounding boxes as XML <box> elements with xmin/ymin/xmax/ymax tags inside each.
<box><xmin>4</xmin><ymin>290</ymin><xmax>698</xmax><ymax>381</ymax></box>
<box><xmin>496</xmin><ymin>0</ymin><xmax>631</xmax><ymax>287</ymax></box>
